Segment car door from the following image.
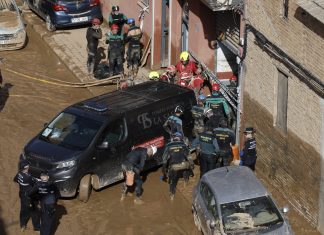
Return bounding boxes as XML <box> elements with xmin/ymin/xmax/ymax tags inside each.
<box><xmin>92</xmin><ymin>118</ymin><xmax>131</xmax><ymax>188</ymax></box>
<box><xmin>198</xmin><ymin>182</ymin><xmax>222</xmax><ymax>235</ymax></box>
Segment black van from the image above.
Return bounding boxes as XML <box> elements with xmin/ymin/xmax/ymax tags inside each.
<box><xmin>20</xmin><ymin>81</ymin><xmax>196</xmax><ymax>202</ymax></box>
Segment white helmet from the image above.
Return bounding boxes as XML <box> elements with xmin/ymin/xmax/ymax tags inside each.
<box><xmin>150</xmin><ymin>145</ymin><xmax>157</xmax><ymax>155</ymax></box>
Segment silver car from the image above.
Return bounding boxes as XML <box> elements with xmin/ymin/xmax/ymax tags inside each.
<box><xmin>192</xmin><ymin>166</ymin><xmax>293</xmax><ymax>235</ymax></box>
<box><xmin>0</xmin><ymin>0</ymin><xmax>26</xmax><ymax>50</ymax></box>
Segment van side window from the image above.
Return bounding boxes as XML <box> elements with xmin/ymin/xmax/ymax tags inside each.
<box><xmin>102</xmin><ymin>119</ymin><xmax>126</xmax><ymax>146</ymax></box>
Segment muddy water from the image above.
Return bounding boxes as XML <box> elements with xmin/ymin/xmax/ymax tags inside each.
<box><xmin>0</xmin><ymin>25</ymin><xmax>199</xmax><ymax>235</ymax></box>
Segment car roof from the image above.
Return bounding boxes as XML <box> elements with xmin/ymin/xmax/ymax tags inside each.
<box><xmin>72</xmin><ymin>81</ymin><xmax>193</xmax><ymax>115</ymax></box>
<box><xmin>202</xmin><ymin>166</ymin><xmax>269</xmax><ymax>204</ymax></box>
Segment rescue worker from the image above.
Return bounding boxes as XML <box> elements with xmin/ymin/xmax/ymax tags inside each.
<box><xmin>240</xmin><ymin>127</ymin><xmax>257</xmax><ymax>171</ymax></box>
<box><xmin>192</xmin><ymin>125</ymin><xmax>220</xmax><ymax>178</ymax></box>
<box><xmin>205</xmin><ymin>83</ymin><xmax>232</xmax><ymax>127</ymax></box>
<box><xmin>106</xmin><ymin>24</ymin><xmax>124</xmax><ymax>77</ymax></box>
<box><xmin>148</xmin><ymin>71</ymin><xmax>159</xmax><ymax>80</ymax></box>
<box><xmin>108</xmin><ymin>5</ymin><xmax>127</xmax><ymax>36</ymax></box>
<box><xmin>86</xmin><ymin>18</ymin><xmax>102</xmax><ymax>74</ymax></box>
<box><xmin>121</xmin><ymin>145</ymin><xmax>157</xmax><ymax>204</ymax></box>
<box><xmin>29</xmin><ymin>171</ymin><xmax>59</xmax><ymax>235</ymax></box>
<box><xmin>204</xmin><ymin>108</ymin><xmax>221</xmax><ymax>131</ymax></box>
<box><xmin>175</xmin><ymin>51</ymin><xmax>198</xmax><ymax>75</ymax></box>
<box><xmin>162</xmin><ymin>132</ymin><xmax>194</xmax><ymax>200</ymax></box>
<box><xmin>213</xmin><ymin>120</ymin><xmax>236</xmax><ymax>167</ymax></box>
<box><xmin>160</xmin><ymin>65</ymin><xmax>177</xmax><ymax>84</ymax></box>
<box><xmin>191</xmin><ymin>94</ymin><xmax>206</xmax><ymax>137</ymax></box>
<box><xmin>125</xmin><ymin>18</ymin><xmax>142</xmax><ymax>77</ymax></box>
<box><xmin>13</xmin><ymin>160</ymin><xmax>40</xmax><ymax>232</ymax></box>
<box><xmin>163</xmin><ymin>105</ymin><xmax>184</xmax><ymax>139</ymax></box>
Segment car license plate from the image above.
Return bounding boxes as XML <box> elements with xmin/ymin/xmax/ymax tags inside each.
<box><xmin>71</xmin><ymin>17</ymin><xmax>88</xmax><ymax>23</ymax></box>
<box><xmin>0</xmin><ymin>40</ymin><xmax>9</xmax><ymax>45</ymax></box>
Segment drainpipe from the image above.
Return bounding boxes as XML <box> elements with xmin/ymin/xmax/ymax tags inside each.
<box><xmin>168</xmin><ymin>0</ymin><xmax>172</xmax><ymax>65</ymax></box>
<box><xmin>236</xmin><ymin>0</ymin><xmax>247</xmax><ymax>148</ymax></box>
<box><xmin>151</xmin><ymin>0</ymin><xmax>155</xmax><ymax>69</ymax></box>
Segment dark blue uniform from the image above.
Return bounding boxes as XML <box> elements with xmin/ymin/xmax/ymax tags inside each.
<box><xmin>122</xmin><ymin>147</ymin><xmax>148</xmax><ymax>197</ymax></box>
<box><xmin>13</xmin><ymin>171</ymin><xmax>40</xmax><ymax>231</ymax></box>
<box><xmin>162</xmin><ymin>141</ymin><xmax>192</xmax><ymax>196</ymax></box>
<box><xmin>241</xmin><ymin>138</ymin><xmax>257</xmax><ymax>171</ymax></box>
<box><xmin>213</xmin><ymin>127</ymin><xmax>236</xmax><ymax>166</ymax></box>
<box><xmin>163</xmin><ymin>115</ymin><xmax>184</xmax><ymax>139</ymax></box>
<box><xmin>192</xmin><ymin>131</ymin><xmax>219</xmax><ymax>177</ymax></box>
<box><xmin>29</xmin><ymin>180</ymin><xmax>59</xmax><ymax>235</ymax></box>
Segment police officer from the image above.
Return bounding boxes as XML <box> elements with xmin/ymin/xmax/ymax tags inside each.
<box><xmin>13</xmin><ymin>160</ymin><xmax>40</xmax><ymax>232</ymax></box>
<box><xmin>241</xmin><ymin>127</ymin><xmax>257</xmax><ymax>171</ymax></box>
<box><xmin>121</xmin><ymin>145</ymin><xmax>157</xmax><ymax>204</ymax></box>
<box><xmin>192</xmin><ymin>125</ymin><xmax>220</xmax><ymax>178</ymax></box>
<box><xmin>106</xmin><ymin>24</ymin><xmax>124</xmax><ymax>77</ymax></box>
<box><xmin>213</xmin><ymin>120</ymin><xmax>236</xmax><ymax>167</ymax></box>
<box><xmin>206</xmin><ymin>83</ymin><xmax>233</xmax><ymax>127</ymax></box>
<box><xmin>86</xmin><ymin>18</ymin><xmax>102</xmax><ymax>74</ymax></box>
<box><xmin>162</xmin><ymin>133</ymin><xmax>193</xmax><ymax>200</ymax></box>
<box><xmin>29</xmin><ymin>171</ymin><xmax>60</xmax><ymax>235</ymax></box>
<box><xmin>191</xmin><ymin>94</ymin><xmax>206</xmax><ymax>137</ymax></box>
<box><xmin>125</xmin><ymin>18</ymin><xmax>142</xmax><ymax>77</ymax></box>
<box><xmin>163</xmin><ymin>105</ymin><xmax>184</xmax><ymax>139</ymax></box>
<box><xmin>204</xmin><ymin>108</ymin><xmax>221</xmax><ymax>131</ymax></box>
<box><xmin>108</xmin><ymin>5</ymin><xmax>127</xmax><ymax>36</ymax></box>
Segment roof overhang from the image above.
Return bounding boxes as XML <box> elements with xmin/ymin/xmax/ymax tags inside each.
<box><xmin>297</xmin><ymin>0</ymin><xmax>324</xmax><ymax>24</ymax></box>
<box><xmin>200</xmin><ymin>0</ymin><xmax>243</xmax><ymax>11</ymax></box>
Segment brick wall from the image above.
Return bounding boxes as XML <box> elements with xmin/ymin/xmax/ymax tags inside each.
<box><xmin>244</xmin><ymin>0</ymin><xmax>324</xmax><ymax>231</ymax></box>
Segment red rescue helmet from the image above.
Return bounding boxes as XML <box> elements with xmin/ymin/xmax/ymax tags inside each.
<box><xmin>230</xmin><ymin>75</ymin><xmax>237</xmax><ymax>81</ymax></box>
<box><xmin>166</xmin><ymin>65</ymin><xmax>176</xmax><ymax>73</ymax></box>
<box><xmin>111</xmin><ymin>24</ymin><xmax>119</xmax><ymax>30</ymax></box>
<box><xmin>92</xmin><ymin>18</ymin><xmax>101</xmax><ymax>25</ymax></box>
<box><xmin>212</xmin><ymin>83</ymin><xmax>220</xmax><ymax>91</ymax></box>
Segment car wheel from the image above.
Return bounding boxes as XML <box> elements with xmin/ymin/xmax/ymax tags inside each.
<box><xmin>45</xmin><ymin>15</ymin><xmax>56</xmax><ymax>32</ymax></box>
<box><xmin>78</xmin><ymin>174</ymin><xmax>92</xmax><ymax>203</ymax></box>
<box><xmin>193</xmin><ymin>206</ymin><xmax>202</xmax><ymax>232</ymax></box>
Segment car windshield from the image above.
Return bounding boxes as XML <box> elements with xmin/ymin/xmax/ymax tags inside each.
<box><xmin>221</xmin><ymin>196</ymin><xmax>283</xmax><ymax>233</ymax></box>
<box><xmin>40</xmin><ymin>112</ymin><xmax>102</xmax><ymax>150</ymax></box>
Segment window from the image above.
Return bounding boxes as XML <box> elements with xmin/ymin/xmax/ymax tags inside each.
<box><xmin>282</xmin><ymin>0</ymin><xmax>289</xmax><ymax>19</ymax></box>
<box><xmin>102</xmin><ymin>119</ymin><xmax>126</xmax><ymax>146</ymax></box>
<box><xmin>276</xmin><ymin>70</ymin><xmax>288</xmax><ymax>132</ymax></box>
<box><xmin>200</xmin><ymin>183</ymin><xmax>219</xmax><ymax>218</ymax></box>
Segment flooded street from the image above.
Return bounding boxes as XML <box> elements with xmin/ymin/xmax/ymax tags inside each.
<box><xmin>0</xmin><ymin>25</ymin><xmax>199</xmax><ymax>235</ymax></box>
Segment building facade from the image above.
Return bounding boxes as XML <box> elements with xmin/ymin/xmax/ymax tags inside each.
<box><xmin>100</xmin><ymin>0</ymin><xmax>324</xmax><ymax>233</ymax></box>
<box><xmin>243</xmin><ymin>0</ymin><xmax>324</xmax><ymax>233</ymax></box>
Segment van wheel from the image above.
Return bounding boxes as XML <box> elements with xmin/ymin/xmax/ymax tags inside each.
<box><xmin>78</xmin><ymin>174</ymin><xmax>92</xmax><ymax>203</ymax></box>
<box><xmin>45</xmin><ymin>15</ymin><xmax>56</xmax><ymax>32</ymax></box>
<box><xmin>193</xmin><ymin>207</ymin><xmax>202</xmax><ymax>232</ymax></box>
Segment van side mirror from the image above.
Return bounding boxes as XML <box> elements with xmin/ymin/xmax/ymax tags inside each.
<box><xmin>98</xmin><ymin>141</ymin><xmax>109</xmax><ymax>149</ymax></box>
<box><xmin>282</xmin><ymin>205</ymin><xmax>289</xmax><ymax>214</ymax></box>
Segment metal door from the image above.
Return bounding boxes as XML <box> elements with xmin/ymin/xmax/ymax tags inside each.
<box><xmin>181</xmin><ymin>1</ymin><xmax>189</xmax><ymax>52</ymax></box>
<box><xmin>161</xmin><ymin>0</ymin><xmax>169</xmax><ymax>67</ymax></box>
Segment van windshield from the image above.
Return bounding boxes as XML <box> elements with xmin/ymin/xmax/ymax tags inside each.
<box><xmin>221</xmin><ymin>196</ymin><xmax>283</xmax><ymax>233</ymax></box>
<box><xmin>40</xmin><ymin>112</ymin><xmax>102</xmax><ymax>150</ymax></box>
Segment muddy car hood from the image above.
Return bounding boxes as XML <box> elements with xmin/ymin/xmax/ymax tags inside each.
<box><xmin>25</xmin><ymin>138</ymin><xmax>81</xmax><ymax>163</ymax></box>
<box><xmin>0</xmin><ymin>11</ymin><xmax>22</xmax><ymax>33</ymax></box>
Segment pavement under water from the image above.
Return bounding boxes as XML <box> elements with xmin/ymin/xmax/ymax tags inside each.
<box><xmin>0</xmin><ymin>25</ymin><xmax>200</xmax><ymax>235</ymax></box>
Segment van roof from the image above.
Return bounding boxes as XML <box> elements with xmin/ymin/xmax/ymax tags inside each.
<box><xmin>73</xmin><ymin>81</ymin><xmax>194</xmax><ymax>115</ymax></box>
<box><xmin>202</xmin><ymin>166</ymin><xmax>269</xmax><ymax>204</ymax></box>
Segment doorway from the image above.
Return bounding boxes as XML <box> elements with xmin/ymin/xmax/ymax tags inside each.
<box><xmin>161</xmin><ymin>0</ymin><xmax>169</xmax><ymax>67</ymax></box>
<box><xmin>181</xmin><ymin>1</ymin><xmax>189</xmax><ymax>52</ymax></box>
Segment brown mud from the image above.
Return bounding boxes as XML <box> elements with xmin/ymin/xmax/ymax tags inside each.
<box><xmin>0</xmin><ymin>11</ymin><xmax>19</xmax><ymax>28</ymax></box>
<box><xmin>0</xmin><ymin>25</ymin><xmax>200</xmax><ymax>235</ymax></box>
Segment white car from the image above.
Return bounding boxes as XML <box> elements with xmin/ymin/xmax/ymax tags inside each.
<box><xmin>0</xmin><ymin>0</ymin><xmax>26</xmax><ymax>50</ymax></box>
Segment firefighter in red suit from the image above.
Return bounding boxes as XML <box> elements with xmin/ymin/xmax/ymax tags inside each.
<box><xmin>175</xmin><ymin>51</ymin><xmax>198</xmax><ymax>76</ymax></box>
<box><xmin>160</xmin><ymin>65</ymin><xmax>177</xmax><ymax>84</ymax></box>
